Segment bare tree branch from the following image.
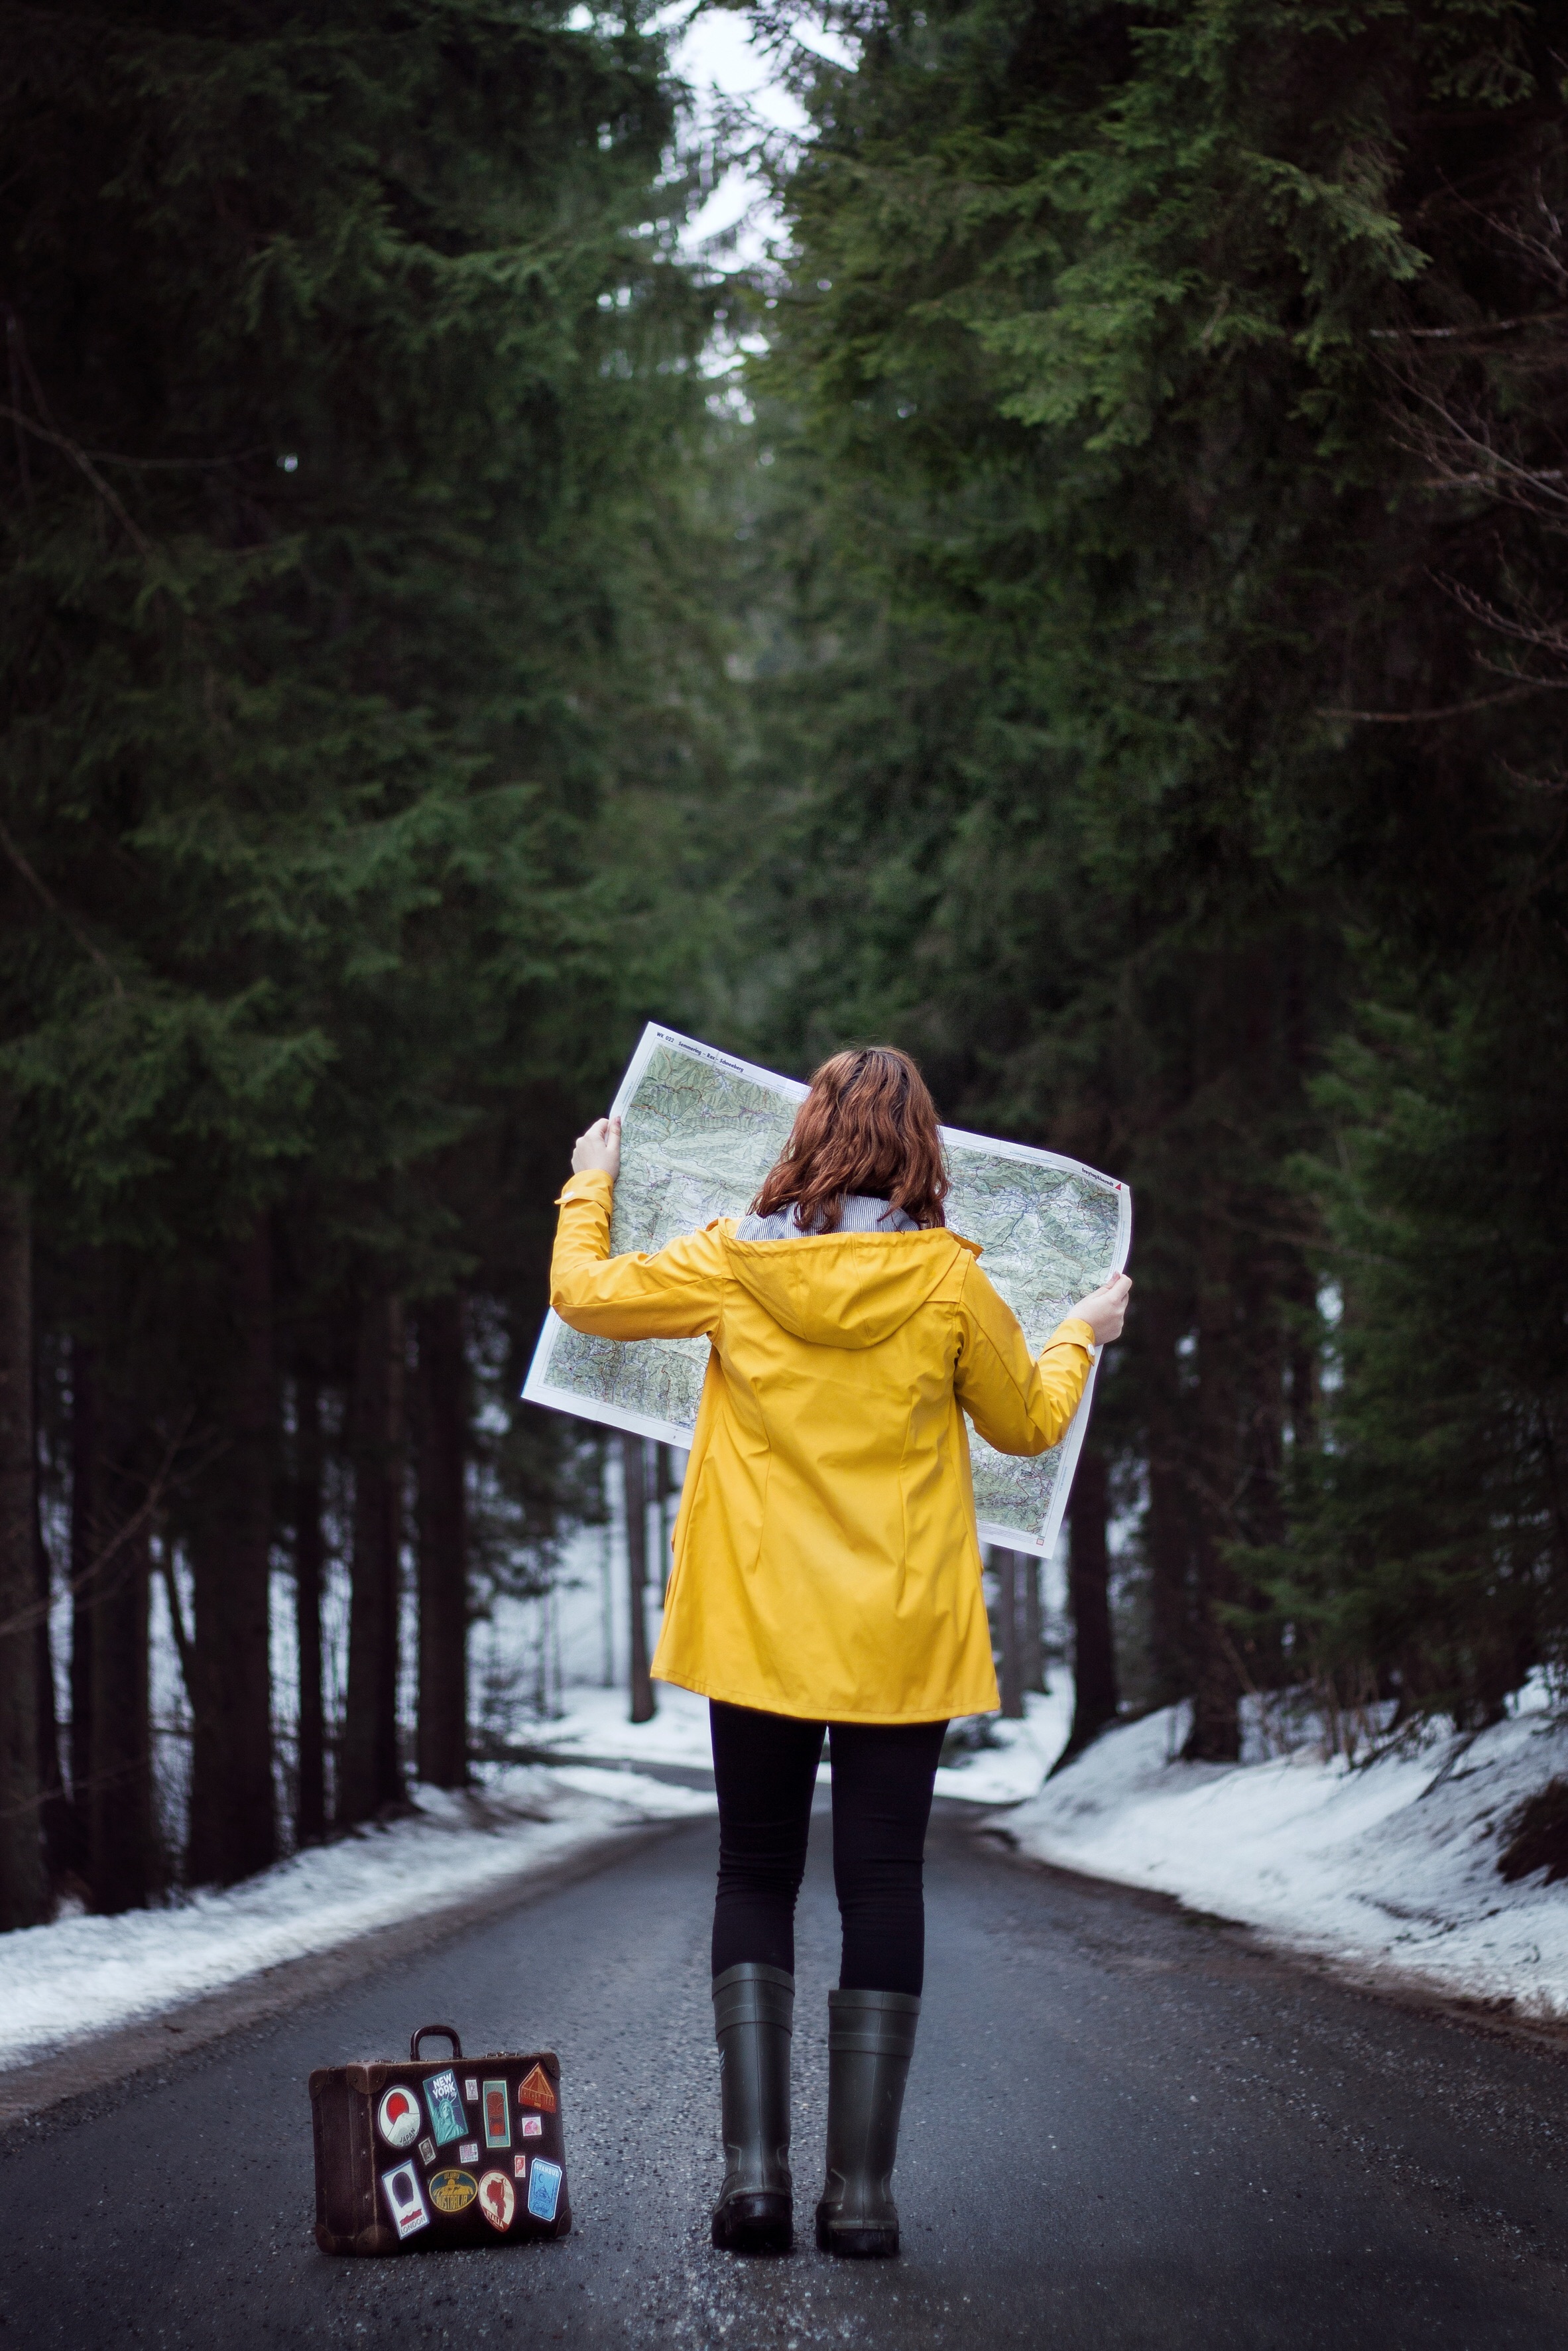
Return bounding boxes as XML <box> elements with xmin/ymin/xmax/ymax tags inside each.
<box><xmin>0</xmin><ymin>400</ymin><xmax>158</xmax><ymax>562</ymax></box>
<box><xmin>1317</xmin><ymin>681</ymin><xmax>1563</xmax><ymax>723</ymax></box>
<box><xmin>0</xmin><ymin>814</ymin><xmax>125</xmax><ymax>996</ymax></box>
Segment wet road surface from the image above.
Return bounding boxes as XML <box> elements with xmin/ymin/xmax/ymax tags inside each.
<box><xmin>4</xmin><ymin>1794</ymin><xmax>1567</xmax><ymax>2348</ymax></box>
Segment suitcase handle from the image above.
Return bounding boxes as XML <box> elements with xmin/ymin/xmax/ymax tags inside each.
<box><xmin>410</xmin><ymin>2023</ymin><xmax>463</xmax><ymax>2061</ymax></box>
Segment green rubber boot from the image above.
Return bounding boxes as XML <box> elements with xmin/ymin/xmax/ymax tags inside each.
<box><xmin>814</xmin><ymin>1988</ymin><xmax>920</xmax><ymax>2257</ymax></box>
<box><xmin>711</xmin><ymin>1962</ymin><xmax>794</xmax><ymax>2254</ymax></box>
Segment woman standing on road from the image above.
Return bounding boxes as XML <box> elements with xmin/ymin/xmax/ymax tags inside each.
<box><xmin>550</xmin><ymin>1047</ymin><xmax>1130</xmax><ymax>2258</ymax></box>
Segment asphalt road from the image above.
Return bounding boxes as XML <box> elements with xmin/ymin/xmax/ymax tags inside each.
<box><xmin>5</xmin><ymin>1795</ymin><xmax>1567</xmax><ymax>2349</ymax></box>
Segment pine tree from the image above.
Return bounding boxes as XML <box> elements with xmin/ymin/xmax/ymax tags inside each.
<box><xmin>730</xmin><ymin>0</ymin><xmax>1568</xmax><ymax>1743</ymax></box>
<box><xmin>2</xmin><ymin>0</ymin><xmax>728</xmax><ymax>1899</ymax></box>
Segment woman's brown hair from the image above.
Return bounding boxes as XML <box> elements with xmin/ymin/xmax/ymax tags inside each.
<box><xmin>750</xmin><ymin>1047</ymin><xmax>949</xmax><ymax>1234</ymax></box>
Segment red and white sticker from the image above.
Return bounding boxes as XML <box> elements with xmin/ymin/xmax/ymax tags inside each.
<box><xmin>513</xmin><ymin>2153</ymin><xmax>528</xmax><ymax>2179</ymax></box>
<box><xmin>380</xmin><ymin>2160</ymin><xmax>430</xmax><ymax>2240</ymax></box>
<box><xmin>478</xmin><ymin>2170</ymin><xmax>516</xmax><ymax>2233</ymax></box>
<box><xmin>520</xmin><ymin>2114</ymin><xmax>542</xmax><ymax>2139</ymax></box>
<box><xmin>377</xmin><ymin>2086</ymin><xmax>422</xmax><ymax>2149</ymax></box>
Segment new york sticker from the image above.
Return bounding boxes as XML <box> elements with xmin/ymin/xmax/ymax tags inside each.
<box><xmin>422</xmin><ymin>2069</ymin><xmax>466</xmax><ymax>2147</ymax></box>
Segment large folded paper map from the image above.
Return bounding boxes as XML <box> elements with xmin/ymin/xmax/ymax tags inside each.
<box><xmin>524</xmin><ymin>1025</ymin><xmax>1131</xmax><ymax>1556</ymax></box>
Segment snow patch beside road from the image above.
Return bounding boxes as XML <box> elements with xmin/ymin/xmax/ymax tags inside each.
<box><xmin>0</xmin><ymin>1673</ymin><xmax>1074</xmax><ymax>2080</ymax></box>
<box><xmin>542</xmin><ymin>1677</ymin><xmax>1073</xmax><ymax>1807</ymax></box>
<box><xmin>0</xmin><ymin>1765</ymin><xmax>711</xmax><ymax>2075</ymax></box>
<box><xmin>935</xmin><ymin>1686</ymin><xmax>1073</xmax><ymax>1805</ymax></box>
<box><xmin>534</xmin><ymin>1681</ymin><xmax>715</xmax><ymax>1771</ymax></box>
<box><xmin>1004</xmin><ymin>1694</ymin><xmax>1568</xmax><ymax>2018</ymax></box>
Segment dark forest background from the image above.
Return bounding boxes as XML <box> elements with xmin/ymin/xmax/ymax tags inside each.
<box><xmin>1</xmin><ymin>0</ymin><xmax>1565</xmax><ymax>1929</ymax></box>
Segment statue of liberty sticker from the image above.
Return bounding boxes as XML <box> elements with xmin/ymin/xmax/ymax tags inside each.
<box><xmin>422</xmin><ymin>2068</ymin><xmax>467</xmax><ymax>2147</ymax></box>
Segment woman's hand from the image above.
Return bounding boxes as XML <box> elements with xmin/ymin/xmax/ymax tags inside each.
<box><xmin>571</xmin><ymin>1115</ymin><xmax>621</xmax><ymax>1180</ymax></box>
<box><xmin>1073</xmin><ymin>1271</ymin><xmax>1132</xmax><ymax>1346</ymax></box>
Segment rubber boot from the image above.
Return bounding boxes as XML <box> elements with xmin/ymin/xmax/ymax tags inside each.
<box><xmin>711</xmin><ymin>1962</ymin><xmax>794</xmax><ymax>2253</ymax></box>
<box><xmin>814</xmin><ymin>1988</ymin><xmax>920</xmax><ymax>2257</ymax></box>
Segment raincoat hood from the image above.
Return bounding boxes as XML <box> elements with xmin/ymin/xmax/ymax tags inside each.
<box><xmin>724</xmin><ymin>1226</ymin><xmax>982</xmax><ymax>1351</ymax></box>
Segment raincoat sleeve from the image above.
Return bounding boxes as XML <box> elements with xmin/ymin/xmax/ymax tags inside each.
<box><xmin>953</xmin><ymin>1258</ymin><xmax>1096</xmax><ymax>1458</ymax></box>
<box><xmin>550</xmin><ymin>1169</ymin><xmax>725</xmax><ymax>1341</ymax></box>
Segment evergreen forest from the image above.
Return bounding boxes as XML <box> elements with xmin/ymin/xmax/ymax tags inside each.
<box><xmin>1</xmin><ymin>0</ymin><xmax>1565</xmax><ymax>1929</ymax></box>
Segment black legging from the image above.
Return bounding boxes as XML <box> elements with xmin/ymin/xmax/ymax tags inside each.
<box><xmin>709</xmin><ymin>1699</ymin><xmax>947</xmax><ymax>1998</ymax></box>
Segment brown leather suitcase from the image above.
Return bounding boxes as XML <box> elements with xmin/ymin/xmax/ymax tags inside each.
<box><xmin>310</xmin><ymin>2023</ymin><xmax>572</xmax><ymax>2255</ymax></box>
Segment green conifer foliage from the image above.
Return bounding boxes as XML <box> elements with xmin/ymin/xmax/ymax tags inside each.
<box><xmin>734</xmin><ymin>0</ymin><xmax>1568</xmax><ymax>1740</ymax></box>
<box><xmin>1</xmin><ymin>0</ymin><xmax>723</xmax><ymax>1900</ymax></box>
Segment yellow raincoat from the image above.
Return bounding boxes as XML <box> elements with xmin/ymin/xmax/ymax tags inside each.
<box><xmin>550</xmin><ymin>1169</ymin><xmax>1096</xmax><ymax>1724</ymax></box>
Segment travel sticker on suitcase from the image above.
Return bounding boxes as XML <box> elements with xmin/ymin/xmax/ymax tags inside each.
<box><xmin>423</xmin><ymin>2070</ymin><xmax>467</xmax><ymax>2147</ymax></box>
<box><xmin>310</xmin><ymin>2025</ymin><xmax>571</xmax><ymax>2256</ymax></box>
<box><xmin>380</xmin><ymin>2162</ymin><xmax>430</xmax><ymax>2241</ymax></box>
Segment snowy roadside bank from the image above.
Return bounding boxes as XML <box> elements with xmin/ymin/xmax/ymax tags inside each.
<box><xmin>0</xmin><ymin>1765</ymin><xmax>712</xmax><ymax>2076</ymax></box>
<box><xmin>1002</xmin><ymin>1694</ymin><xmax>1568</xmax><ymax>2021</ymax></box>
<box><xmin>524</xmin><ymin>1681</ymin><xmax>715</xmax><ymax>1772</ymax></box>
<box><xmin>536</xmin><ymin>1678</ymin><xmax>1073</xmax><ymax>1807</ymax></box>
<box><xmin>0</xmin><ymin>1671</ymin><xmax>1071</xmax><ymax>2083</ymax></box>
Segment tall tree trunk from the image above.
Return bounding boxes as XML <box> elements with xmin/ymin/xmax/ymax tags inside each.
<box><xmin>415</xmin><ymin>1295</ymin><xmax>467</xmax><ymax>1790</ymax></box>
<box><xmin>1142</xmin><ymin>1287</ymin><xmax>1192</xmax><ymax>1707</ymax></box>
<box><xmin>622</xmin><ymin>1433</ymin><xmax>654</xmax><ymax>1724</ymax></box>
<box><xmin>0</xmin><ymin>1169</ymin><xmax>46</xmax><ymax>1928</ymax></box>
<box><xmin>1022</xmin><ymin>1550</ymin><xmax>1044</xmax><ymax>1694</ymax></box>
<box><xmin>1242</xmin><ymin>1254</ymin><xmax>1285</xmax><ymax>1555</ymax></box>
<box><xmin>32</xmin><ymin>1379</ymin><xmax>75</xmax><ymax>1882</ymax></box>
<box><xmin>88</xmin><ymin>1419</ymin><xmax>152</xmax><ymax>1915</ymax></box>
<box><xmin>293</xmin><ymin>1368</ymin><xmax>326</xmax><ymax>1845</ymax></box>
<box><xmin>340</xmin><ymin>1287</ymin><xmax>404</xmax><ymax>1822</ymax></box>
<box><xmin>1284</xmin><ymin>1255</ymin><xmax>1319</xmax><ymax>1454</ymax></box>
<box><xmin>187</xmin><ymin>1220</ymin><xmax>277</xmax><ymax>1885</ymax></box>
<box><xmin>1281</xmin><ymin>942</ymin><xmax>1321</xmax><ymax>1464</ymax></box>
<box><xmin>68</xmin><ymin>1334</ymin><xmax>97</xmax><ymax>1850</ymax></box>
<box><xmin>1238</xmin><ymin>1250</ymin><xmax>1287</xmax><ymax>1688</ymax></box>
<box><xmin>996</xmin><ymin>1550</ymin><xmax>1024</xmax><ymax>1718</ymax></box>
<box><xmin>1185</xmin><ymin>1194</ymin><xmax>1242</xmax><ymax>1762</ymax></box>
<box><xmin>1061</xmin><ymin>1446</ymin><xmax>1119</xmax><ymax>1765</ymax></box>
<box><xmin>654</xmin><ymin>1444</ymin><xmax>675</xmax><ymax>1599</ymax></box>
